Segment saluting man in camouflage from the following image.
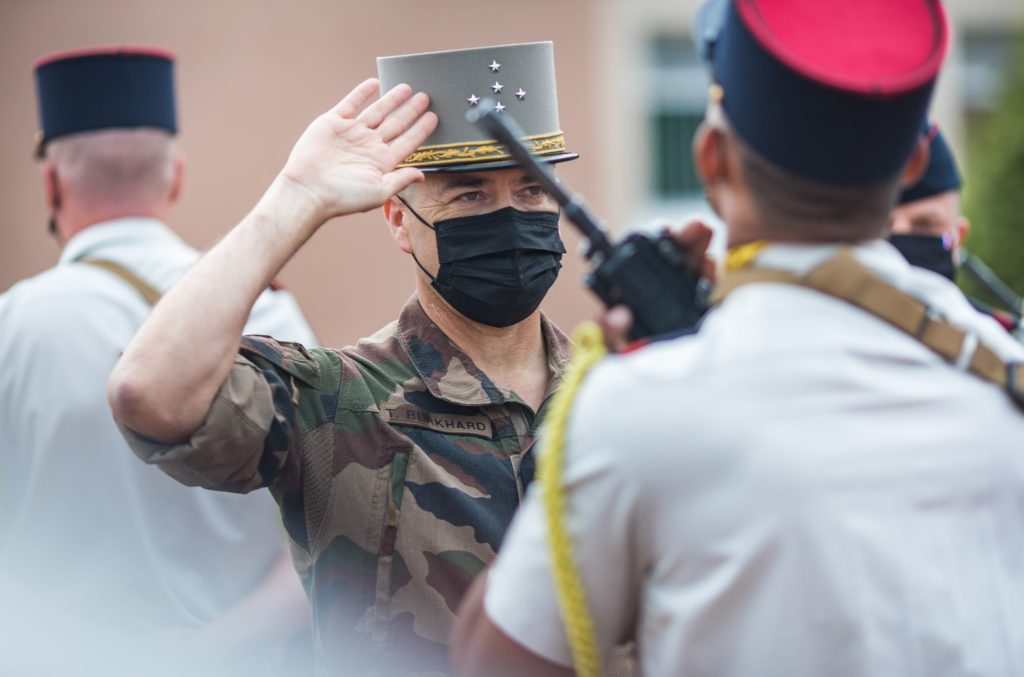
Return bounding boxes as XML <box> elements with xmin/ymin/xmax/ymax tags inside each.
<box><xmin>109</xmin><ymin>42</ymin><xmax>577</xmax><ymax>676</ymax></box>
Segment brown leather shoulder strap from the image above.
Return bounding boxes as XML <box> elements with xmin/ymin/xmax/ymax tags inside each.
<box><xmin>709</xmin><ymin>268</ymin><xmax>802</xmax><ymax>304</ymax></box>
<box><xmin>714</xmin><ymin>247</ymin><xmax>1024</xmax><ymax>410</ymax></box>
<box><xmin>79</xmin><ymin>258</ymin><xmax>162</xmax><ymax>306</ymax></box>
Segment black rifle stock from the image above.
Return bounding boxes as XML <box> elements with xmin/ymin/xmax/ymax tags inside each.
<box><xmin>468</xmin><ymin>104</ymin><xmax>708</xmax><ymax>340</ymax></box>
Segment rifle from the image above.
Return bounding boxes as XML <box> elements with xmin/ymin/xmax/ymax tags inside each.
<box><xmin>468</xmin><ymin>104</ymin><xmax>709</xmax><ymax>340</ymax></box>
<box><xmin>960</xmin><ymin>248</ymin><xmax>1023</xmax><ymax>318</ymax></box>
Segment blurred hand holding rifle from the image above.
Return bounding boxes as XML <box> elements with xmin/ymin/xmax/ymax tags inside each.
<box><xmin>469</xmin><ymin>102</ymin><xmax>709</xmax><ymax>341</ymax></box>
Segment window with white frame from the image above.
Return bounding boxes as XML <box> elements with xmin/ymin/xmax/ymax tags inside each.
<box><xmin>648</xmin><ymin>35</ymin><xmax>710</xmax><ymax>201</ymax></box>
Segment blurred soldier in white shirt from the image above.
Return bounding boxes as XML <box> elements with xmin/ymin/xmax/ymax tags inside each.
<box><xmin>0</xmin><ymin>46</ymin><xmax>316</xmax><ymax>675</ymax></box>
<box><xmin>453</xmin><ymin>1</ymin><xmax>1024</xmax><ymax>676</ymax></box>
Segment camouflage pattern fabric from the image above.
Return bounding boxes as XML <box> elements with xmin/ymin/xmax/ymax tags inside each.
<box><xmin>119</xmin><ymin>297</ymin><xmax>568</xmax><ymax>676</ymax></box>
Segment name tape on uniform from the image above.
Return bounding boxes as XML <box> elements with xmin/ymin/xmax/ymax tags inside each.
<box><xmin>382</xmin><ymin>404</ymin><xmax>493</xmax><ymax>439</ymax></box>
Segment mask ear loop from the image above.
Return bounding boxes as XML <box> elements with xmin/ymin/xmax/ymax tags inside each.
<box><xmin>396</xmin><ymin>194</ymin><xmax>435</xmax><ymax>230</ymax></box>
<box><xmin>396</xmin><ymin>194</ymin><xmax>438</xmax><ymax>282</ymax></box>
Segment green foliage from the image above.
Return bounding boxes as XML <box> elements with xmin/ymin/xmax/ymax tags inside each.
<box><xmin>961</xmin><ymin>37</ymin><xmax>1024</xmax><ymax>309</ymax></box>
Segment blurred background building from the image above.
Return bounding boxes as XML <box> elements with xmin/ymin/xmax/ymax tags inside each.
<box><xmin>1</xmin><ymin>0</ymin><xmax>1021</xmax><ymax>347</ymax></box>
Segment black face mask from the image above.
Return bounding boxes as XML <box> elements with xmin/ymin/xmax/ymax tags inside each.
<box><xmin>889</xmin><ymin>234</ymin><xmax>957</xmax><ymax>281</ymax></box>
<box><xmin>401</xmin><ymin>200</ymin><xmax>565</xmax><ymax>327</ymax></box>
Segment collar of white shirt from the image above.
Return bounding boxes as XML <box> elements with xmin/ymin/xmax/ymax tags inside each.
<box><xmin>58</xmin><ymin>217</ymin><xmax>181</xmax><ymax>267</ymax></box>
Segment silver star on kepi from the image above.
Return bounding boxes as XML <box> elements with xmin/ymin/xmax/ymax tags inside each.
<box><xmin>515</xmin><ymin>88</ymin><xmax>526</xmax><ymax>100</ymax></box>
<box><xmin>489</xmin><ymin>60</ymin><xmax>501</xmax><ymax>72</ymax></box>
<box><xmin>491</xmin><ymin>81</ymin><xmax>503</xmax><ymax>94</ymax></box>
<box><xmin>494</xmin><ymin>101</ymin><xmax>506</xmax><ymax>113</ymax></box>
<box><xmin>467</xmin><ymin>94</ymin><xmax>480</xmax><ymax>106</ymax></box>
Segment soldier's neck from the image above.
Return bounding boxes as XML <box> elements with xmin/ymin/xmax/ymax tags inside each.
<box><xmin>417</xmin><ymin>288</ymin><xmax>550</xmax><ymax>405</ymax></box>
<box><xmin>55</xmin><ymin>204</ymin><xmax>171</xmax><ymax>247</ymax></box>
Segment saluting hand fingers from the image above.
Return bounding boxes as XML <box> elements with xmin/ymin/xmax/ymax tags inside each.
<box><xmin>330</xmin><ymin>78</ymin><xmax>381</xmax><ymax>119</ymax></box>
<box><xmin>356</xmin><ymin>83</ymin><xmax>414</xmax><ymax>129</ymax></box>
<box><xmin>376</xmin><ymin>91</ymin><xmax>431</xmax><ymax>143</ymax></box>
<box><xmin>381</xmin><ymin>167</ymin><xmax>427</xmax><ymax>198</ymax></box>
<box><xmin>387</xmin><ymin>111</ymin><xmax>438</xmax><ymax>167</ymax></box>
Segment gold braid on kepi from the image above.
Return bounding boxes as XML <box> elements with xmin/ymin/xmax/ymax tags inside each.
<box><xmin>397</xmin><ymin>132</ymin><xmax>567</xmax><ymax>169</ymax></box>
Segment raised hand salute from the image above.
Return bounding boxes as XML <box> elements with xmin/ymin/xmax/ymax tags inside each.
<box><xmin>107</xmin><ymin>79</ymin><xmax>437</xmax><ymax>443</ymax></box>
<box><xmin>108</xmin><ymin>43</ymin><xmax>588</xmax><ymax>676</ymax></box>
<box><xmin>278</xmin><ymin>79</ymin><xmax>437</xmax><ymax>222</ymax></box>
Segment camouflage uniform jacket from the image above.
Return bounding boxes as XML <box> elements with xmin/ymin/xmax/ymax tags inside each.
<box><xmin>119</xmin><ymin>297</ymin><xmax>569</xmax><ymax>676</ymax></box>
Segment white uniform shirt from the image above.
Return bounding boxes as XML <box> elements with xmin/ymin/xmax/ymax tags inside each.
<box><xmin>486</xmin><ymin>240</ymin><xmax>1024</xmax><ymax>677</ymax></box>
<box><xmin>0</xmin><ymin>218</ymin><xmax>316</xmax><ymax>637</ymax></box>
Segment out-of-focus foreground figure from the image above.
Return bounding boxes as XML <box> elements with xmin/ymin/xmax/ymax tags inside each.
<box><xmin>453</xmin><ymin>1</ymin><xmax>1024</xmax><ymax>676</ymax></box>
<box><xmin>0</xmin><ymin>47</ymin><xmax>316</xmax><ymax>676</ymax></box>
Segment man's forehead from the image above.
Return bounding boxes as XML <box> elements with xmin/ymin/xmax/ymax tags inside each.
<box><xmin>896</xmin><ymin>189</ymin><xmax>961</xmax><ymax>224</ymax></box>
<box><xmin>425</xmin><ymin>168</ymin><xmax>540</xmax><ymax>192</ymax></box>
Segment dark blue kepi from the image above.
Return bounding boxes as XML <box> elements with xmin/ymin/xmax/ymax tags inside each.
<box><xmin>694</xmin><ymin>0</ymin><xmax>948</xmax><ymax>185</ymax></box>
<box><xmin>899</xmin><ymin>122</ymin><xmax>962</xmax><ymax>204</ymax></box>
<box><xmin>34</xmin><ymin>46</ymin><xmax>177</xmax><ymax>157</ymax></box>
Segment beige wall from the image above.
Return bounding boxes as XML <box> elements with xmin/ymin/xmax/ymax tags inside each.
<box><xmin>0</xmin><ymin>0</ymin><xmax>605</xmax><ymax>348</ymax></box>
<box><xmin>6</xmin><ymin>0</ymin><xmax>1019</xmax><ymax>347</ymax></box>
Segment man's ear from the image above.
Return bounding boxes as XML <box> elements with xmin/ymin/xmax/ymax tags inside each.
<box><xmin>693</xmin><ymin>122</ymin><xmax>729</xmax><ymax>188</ymax></box>
<box><xmin>383</xmin><ymin>197</ymin><xmax>414</xmax><ymax>254</ymax></box>
<box><xmin>168</xmin><ymin>152</ymin><xmax>185</xmax><ymax>204</ymax></box>
<box><xmin>41</xmin><ymin>162</ymin><xmax>61</xmax><ymax>211</ymax></box>
<box><xmin>899</xmin><ymin>137</ymin><xmax>930</xmax><ymax>188</ymax></box>
<box><xmin>956</xmin><ymin>215</ymin><xmax>970</xmax><ymax>249</ymax></box>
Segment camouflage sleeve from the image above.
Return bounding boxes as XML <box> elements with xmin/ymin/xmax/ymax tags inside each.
<box><xmin>117</xmin><ymin>335</ymin><xmax>321</xmax><ymax>495</ymax></box>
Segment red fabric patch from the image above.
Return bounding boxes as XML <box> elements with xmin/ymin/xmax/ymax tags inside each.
<box><xmin>35</xmin><ymin>45</ymin><xmax>175</xmax><ymax>69</ymax></box>
<box><xmin>738</xmin><ymin>0</ymin><xmax>947</xmax><ymax>95</ymax></box>
<box><xmin>992</xmin><ymin>310</ymin><xmax>1018</xmax><ymax>333</ymax></box>
<box><xmin>618</xmin><ymin>338</ymin><xmax>651</xmax><ymax>355</ymax></box>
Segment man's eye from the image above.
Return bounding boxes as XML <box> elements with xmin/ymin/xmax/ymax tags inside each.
<box><xmin>522</xmin><ymin>185</ymin><xmax>546</xmax><ymax>198</ymax></box>
<box><xmin>458</xmin><ymin>191</ymin><xmax>484</xmax><ymax>202</ymax></box>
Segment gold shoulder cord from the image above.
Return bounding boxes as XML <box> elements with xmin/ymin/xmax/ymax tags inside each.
<box><xmin>540</xmin><ymin>321</ymin><xmax>607</xmax><ymax>677</ymax></box>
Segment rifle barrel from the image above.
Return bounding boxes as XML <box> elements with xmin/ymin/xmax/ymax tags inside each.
<box><xmin>469</xmin><ymin>104</ymin><xmax>614</xmax><ymax>258</ymax></box>
<box><xmin>960</xmin><ymin>248</ymin><xmax>1023</xmax><ymax>313</ymax></box>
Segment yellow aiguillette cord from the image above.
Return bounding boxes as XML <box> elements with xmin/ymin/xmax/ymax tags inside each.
<box><xmin>540</xmin><ymin>321</ymin><xmax>607</xmax><ymax>677</ymax></box>
<box><xmin>542</xmin><ymin>245</ymin><xmax>771</xmax><ymax>675</ymax></box>
<box><xmin>724</xmin><ymin>240</ymin><xmax>770</xmax><ymax>272</ymax></box>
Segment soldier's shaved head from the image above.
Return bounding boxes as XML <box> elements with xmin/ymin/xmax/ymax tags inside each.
<box><xmin>46</xmin><ymin>128</ymin><xmax>178</xmax><ymax>212</ymax></box>
<box><xmin>40</xmin><ymin>127</ymin><xmax>183</xmax><ymax>242</ymax></box>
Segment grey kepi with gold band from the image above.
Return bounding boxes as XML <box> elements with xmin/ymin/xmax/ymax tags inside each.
<box><xmin>378</xmin><ymin>41</ymin><xmax>577</xmax><ymax>171</ymax></box>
